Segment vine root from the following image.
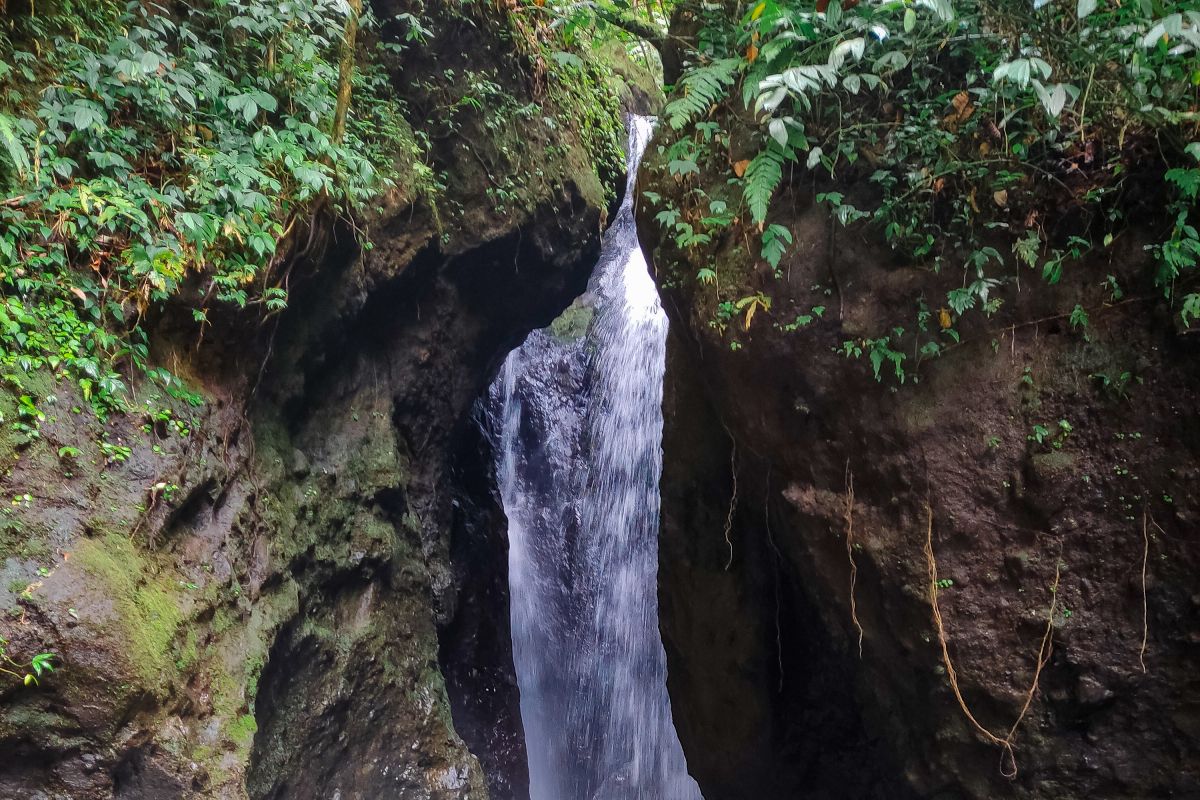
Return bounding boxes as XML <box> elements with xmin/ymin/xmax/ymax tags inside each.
<box><xmin>845</xmin><ymin>460</ymin><xmax>863</xmax><ymax>657</ymax></box>
<box><xmin>924</xmin><ymin>502</ymin><xmax>1059</xmax><ymax>779</ymax></box>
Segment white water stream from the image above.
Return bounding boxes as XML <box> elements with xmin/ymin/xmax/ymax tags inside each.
<box><xmin>486</xmin><ymin>116</ymin><xmax>701</xmax><ymax>800</ymax></box>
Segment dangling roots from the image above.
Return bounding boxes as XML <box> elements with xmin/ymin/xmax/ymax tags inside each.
<box><xmin>723</xmin><ymin>443</ymin><xmax>738</xmax><ymax>570</ymax></box>
<box><xmin>845</xmin><ymin>460</ymin><xmax>863</xmax><ymax>658</ymax></box>
<box><xmin>1140</xmin><ymin>509</ymin><xmax>1150</xmax><ymax>672</ymax></box>
<box><xmin>923</xmin><ymin>502</ymin><xmax>1059</xmax><ymax>779</ymax></box>
<box><xmin>1140</xmin><ymin>509</ymin><xmax>1165</xmax><ymax>673</ymax></box>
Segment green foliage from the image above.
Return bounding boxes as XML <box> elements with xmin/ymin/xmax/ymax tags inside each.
<box><xmin>842</xmin><ymin>331</ymin><xmax>906</xmax><ymax>383</ymax></box>
<box><xmin>761</xmin><ymin>223</ymin><xmax>792</xmax><ymax>269</ymax></box>
<box><xmin>229</xmin><ymin>712</ymin><xmax>259</xmax><ymax>746</ymax></box>
<box><xmin>743</xmin><ymin>142</ymin><xmax>785</xmax><ymax>225</ymax></box>
<box><xmin>0</xmin><ymin>635</ymin><xmax>56</xmax><ymax>687</ymax></box>
<box><xmin>778</xmin><ymin>304</ymin><xmax>825</xmax><ymax>331</ymax></box>
<box><xmin>655</xmin><ymin>0</ymin><xmax>1200</xmax><ymax>377</ymax></box>
<box><xmin>0</xmin><ymin>0</ymin><xmax>420</xmax><ymax>417</ymax></box>
<box><xmin>1182</xmin><ymin>293</ymin><xmax>1200</xmax><ymax>327</ymax></box>
<box><xmin>0</xmin><ymin>112</ymin><xmax>30</xmax><ymax>179</ymax></box>
<box><xmin>1028</xmin><ymin>418</ymin><xmax>1073</xmax><ymax>449</ymax></box>
<box><xmin>98</xmin><ymin>436</ymin><xmax>132</xmax><ymax>465</ymax></box>
<box><xmin>1154</xmin><ymin>143</ymin><xmax>1200</xmax><ymax>301</ymax></box>
<box><xmin>1091</xmin><ymin>369</ymin><xmax>1136</xmax><ymax>400</ymax></box>
<box><xmin>545</xmin><ymin>57</ymin><xmax>627</xmax><ymax>200</ymax></box>
<box><xmin>665</xmin><ymin>57</ymin><xmax>740</xmax><ymax>129</ymax></box>
<box><xmin>534</xmin><ymin>0</ymin><xmax>670</xmax><ymax>60</ymax></box>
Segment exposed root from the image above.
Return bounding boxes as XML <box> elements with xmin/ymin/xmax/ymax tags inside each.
<box><xmin>1140</xmin><ymin>509</ymin><xmax>1159</xmax><ymax>673</ymax></box>
<box><xmin>723</xmin><ymin>442</ymin><xmax>738</xmax><ymax>570</ymax></box>
<box><xmin>1002</xmin><ymin>560</ymin><xmax>1059</xmax><ymax>759</ymax></box>
<box><xmin>844</xmin><ymin>460</ymin><xmax>863</xmax><ymax>658</ymax></box>
<box><xmin>130</xmin><ymin>483</ymin><xmax>165</xmax><ymax>547</ymax></box>
<box><xmin>923</xmin><ymin>502</ymin><xmax>1059</xmax><ymax>779</ymax></box>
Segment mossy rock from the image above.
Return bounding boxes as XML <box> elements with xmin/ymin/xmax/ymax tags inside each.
<box><xmin>548</xmin><ymin>299</ymin><xmax>595</xmax><ymax>342</ymax></box>
<box><xmin>72</xmin><ymin>533</ymin><xmax>184</xmax><ymax>690</ymax></box>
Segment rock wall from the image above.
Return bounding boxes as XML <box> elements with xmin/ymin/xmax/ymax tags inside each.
<box><xmin>641</xmin><ymin>136</ymin><xmax>1200</xmax><ymax>800</ymax></box>
<box><xmin>0</xmin><ymin>2</ymin><xmax>640</xmax><ymax>796</ymax></box>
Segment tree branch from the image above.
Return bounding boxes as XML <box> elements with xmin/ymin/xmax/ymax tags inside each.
<box><xmin>331</xmin><ymin>0</ymin><xmax>363</xmax><ymax>145</ymax></box>
<box><xmin>591</xmin><ymin>4</ymin><xmax>665</xmax><ymax>48</ymax></box>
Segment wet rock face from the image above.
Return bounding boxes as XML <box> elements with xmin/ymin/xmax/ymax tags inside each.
<box><xmin>642</xmin><ymin>168</ymin><xmax>1200</xmax><ymax>797</ymax></box>
<box><xmin>239</xmin><ymin>194</ymin><xmax>605</xmax><ymax>800</ymax></box>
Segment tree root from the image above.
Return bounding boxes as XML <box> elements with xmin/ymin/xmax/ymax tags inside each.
<box><xmin>923</xmin><ymin>502</ymin><xmax>1059</xmax><ymax>779</ymax></box>
<box><xmin>723</xmin><ymin>442</ymin><xmax>738</xmax><ymax>570</ymax></box>
<box><xmin>1140</xmin><ymin>508</ymin><xmax>1150</xmax><ymax>672</ymax></box>
<box><xmin>845</xmin><ymin>460</ymin><xmax>863</xmax><ymax>658</ymax></box>
<box><xmin>1140</xmin><ymin>510</ymin><xmax>1166</xmax><ymax>673</ymax></box>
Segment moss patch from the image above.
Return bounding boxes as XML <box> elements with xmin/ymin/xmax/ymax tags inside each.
<box><xmin>548</xmin><ymin>299</ymin><xmax>595</xmax><ymax>342</ymax></box>
<box><xmin>228</xmin><ymin>713</ymin><xmax>258</xmax><ymax>747</ymax></box>
<box><xmin>73</xmin><ymin>533</ymin><xmax>184</xmax><ymax>688</ymax></box>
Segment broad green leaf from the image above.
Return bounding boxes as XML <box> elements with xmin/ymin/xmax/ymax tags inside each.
<box><xmin>768</xmin><ymin>118</ymin><xmax>788</xmax><ymax>147</ymax></box>
<box><xmin>828</xmin><ymin>38</ymin><xmax>866</xmax><ymax>70</ymax></box>
<box><xmin>550</xmin><ymin>51</ymin><xmax>585</xmax><ymax>69</ymax></box>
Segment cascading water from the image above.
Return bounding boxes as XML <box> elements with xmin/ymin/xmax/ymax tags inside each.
<box><xmin>485</xmin><ymin>116</ymin><xmax>702</xmax><ymax>800</ymax></box>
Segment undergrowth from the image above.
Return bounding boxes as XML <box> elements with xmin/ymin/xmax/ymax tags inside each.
<box><xmin>648</xmin><ymin>0</ymin><xmax>1200</xmax><ymax>380</ymax></box>
<box><xmin>0</xmin><ymin>0</ymin><xmax>429</xmax><ymax>420</ymax></box>
<box><xmin>0</xmin><ymin>0</ymin><xmax>646</xmax><ymax>433</ymax></box>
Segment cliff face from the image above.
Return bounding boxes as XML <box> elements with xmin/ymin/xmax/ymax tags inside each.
<box><xmin>0</xmin><ymin>2</ymin><xmax>637</xmax><ymax>796</ymax></box>
<box><xmin>640</xmin><ymin>92</ymin><xmax>1200</xmax><ymax>800</ymax></box>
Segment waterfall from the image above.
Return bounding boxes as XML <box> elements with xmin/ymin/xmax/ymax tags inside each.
<box><xmin>485</xmin><ymin>116</ymin><xmax>702</xmax><ymax>800</ymax></box>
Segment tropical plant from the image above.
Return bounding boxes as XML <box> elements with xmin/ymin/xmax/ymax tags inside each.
<box><xmin>0</xmin><ymin>0</ymin><xmax>422</xmax><ymax>415</ymax></box>
<box><xmin>0</xmin><ymin>636</ymin><xmax>56</xmax><ymax>687</ymax></box>
<box><xmin>650</xmin><ymin>0</ymin><xmax>1200</xmax><ymax>378</ymax></box>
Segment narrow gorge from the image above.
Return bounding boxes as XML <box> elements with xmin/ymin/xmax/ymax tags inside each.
<box><xmin>1</xmin><ymin>1</ymin><xmax>1198</xmax><ymax>799</ymax></box>
<box><xmin>486</xmin><ymin>117</ymin><xmax>699</xmax><ymax>800</ymax></box>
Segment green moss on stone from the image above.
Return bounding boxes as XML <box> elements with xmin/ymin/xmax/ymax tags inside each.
<box><xmin>228</xmin><ymin>713</ymin><xmax>258</xmax><ymax>747</ymax></box>
<box><xmin>548</xmin><ymin>300</ymin><xmax>595</xmax><ymax>342</ymax></box>
<box><xmin>73</xmin><ymin>533</ymin><xmax>184</xmax><ymax>687</ymax></box>
<box><xmin>175</xmin><ymin>626</ymin><xmax>200</xmax><ymax>671</ymax></box>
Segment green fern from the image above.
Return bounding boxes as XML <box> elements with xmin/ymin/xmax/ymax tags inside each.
<box><xmin>743</xmin><ymin>143</ymin><xmax>787</xmax><ymax>225</ymax></box>
<box><xmin>664</xmin><ymin>58</ymin><xmax>740</xmax><ymax>130</ymax></box>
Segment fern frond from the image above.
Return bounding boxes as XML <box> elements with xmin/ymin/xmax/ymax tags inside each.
<box><xmin>743</xmin><ymin>143</ymin><xmax>786</xmax><ymax>225</ymax></box>
<box><xmin>664</xmin><ymin>58</ymin><xmax>740</xmax><ymax>130</ymax></box>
